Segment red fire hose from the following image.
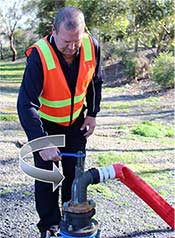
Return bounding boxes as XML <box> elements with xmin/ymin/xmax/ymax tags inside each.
<box><xmin>112</xmin><ymin>163</ymin><xmax>174</xmax><ymax>229</ymax></box>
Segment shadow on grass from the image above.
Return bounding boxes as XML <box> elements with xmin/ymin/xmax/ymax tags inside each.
<box><xmin>0</xmin><ymin>85</ymin><xmax>19</xmax><ymax>93</ymax></box>
<box><xmin>109</xmin><ymin>228</ymin><xmax>174</xmax><ymax>238</ymax></box>
<box><xmin>102</xmin><ymin>90</ymin><xmax>167</xmax><ymax>102</ymax></box>
<box><xmin>102</xmin><ymin>94</ymin><xmax>152</xmax><ymax>102</ymax></box>
<box><xmin>99</xmin><ymin>110</ymin><xmax>174</xmax><ymax>122</ymax></box>
<box><xmin>0</xmin><ymin>74</ymin><xmax>22</xmax><ymax>79</ymax></box>
<box><xmin>87</xmin><ymin>148</ymin><xmax>175</xmax><ymax>153</ymax></box>
<box><xmin>0</xmin><ymin>112</ymin><xmax>17</xmax><ymax>115</ymax></box>
<box><xmin>0</xmin><ymin>67</ymin><xmax>24</xmax><ymax>71</ymax></box>
<box><xmin>138</xmin><ymin>167</ymin><xmax>174</xmax><ymax>176</ymax></box>
<box><xmin>101</xmin><ymin>109</ymin><xmax>174</xmax><ymax>117</ymax></box>
<box><xmin>0</xmin><ymin>62</ymin><xmax>25</xmax><ymax>67</ymax></box>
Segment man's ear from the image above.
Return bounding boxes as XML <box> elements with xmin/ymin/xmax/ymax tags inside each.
<box><xmin>52</xmin><ymin>25</ymin><xmax>56</xmax><ymax>35</ymax></box>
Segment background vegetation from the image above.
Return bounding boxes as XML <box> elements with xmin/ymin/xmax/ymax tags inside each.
<box><xmin>0</xmin><ymin>0</ymin><xmax>174</xmax><ymax>89</ymax></box>
<box><xmin>0</xmin><ymin>2</ymin><xmax>174</xmax><ymax>235</ymax></box>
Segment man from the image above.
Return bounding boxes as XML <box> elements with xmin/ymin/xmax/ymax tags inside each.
<box><xmin>17</xmin><ymin>6</ymin><xmax>102</xmax><ymax>238</ymax></box>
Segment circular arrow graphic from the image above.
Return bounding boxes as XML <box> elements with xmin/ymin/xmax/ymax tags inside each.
<box><xmin>19</xmin><ymin>135</ymin><xmax>65</xmax><ymax>192</ymax></box>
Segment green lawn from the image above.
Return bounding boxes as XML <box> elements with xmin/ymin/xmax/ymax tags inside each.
<box><xmin>0</xmin><ymin>60</ymin><xmax>25</xmax><ymax>82</ymax></box>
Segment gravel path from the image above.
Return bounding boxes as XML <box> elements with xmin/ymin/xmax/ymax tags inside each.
<box><xmin>0</xmin><ymin>81</ymin><xmax>174</xmax><ymax>238</ymax></box>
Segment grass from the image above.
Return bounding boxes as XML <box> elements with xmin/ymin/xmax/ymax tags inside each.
<box><xmin>0</xmin><ymin>113</ymin><xmax>18</xmax><ymax>121</ymax></box>
<box><xmin>101</xmin><ymin>97</ymin><xmax>163</xmax><ymax>115</ymax></box>
<box><xmin>96</xmin><ymin>152</ymin><xmax>139</xmax><ymax>167</ymax></box>
<box><xmin>23</xmin><ymin>191</ymin><xmax>32</xmax><ymax>196</ymax></box>
<box><xmin>92</xmin><ymin>151</ymin><xmax>174</xmax><ymax>197</ymax></box>
<box><xmin>0</xmin><ymin>60</ymin><xmax>25</xmax><ymax>82</ymax></box>
<box><xmin>0</xmin><ymin>60</ymin><xmax>24</xmax><ymax>122</ymax></box>
<box><xmin>0</xmin><ymin>188</ymin><xmax>13</xmax><ymax>196</ymax></box>
<box><xmin>101</xmin><ymin>102</ymin><xmax>130</xmax><ymax>113</ymax></box>
<box><xmin>103</xmin><ymin>87</ymin><xmax>123</xmax><ymax>93</ymax></box>
<box><xmin>132</xmin><ymin>121</ymin><xmax>175</xmax><ymax>138</ymax></box>
<box><xmin>88</xmin><ymin>184</ymin><xmax>114</xmax><ymax>199</ymax></box>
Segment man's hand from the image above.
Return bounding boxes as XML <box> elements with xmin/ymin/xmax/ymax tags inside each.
<box><xmin>80</xmin><ymin>116</ymin><xmax>96</xmax><ymax>138</ymax></box>
<box><xmin>39</xmin><ymin>146</ymin><xmax>61</xmax><ymax>161</ymax></box>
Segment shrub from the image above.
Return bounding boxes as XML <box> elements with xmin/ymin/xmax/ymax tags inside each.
<box><xmin>123</xmin><ymin>54</ymin><xmax>138</xmax><ymax>79</ymax></box>
<box><xmin>120</xmin><ymin>51</ymin><xmax>141</xmax><ymax>81</ymax></box>
<box><xmin>151</xmin><ymin>52</ymin><xmax>174</xmax><ymax>89</ymax></box>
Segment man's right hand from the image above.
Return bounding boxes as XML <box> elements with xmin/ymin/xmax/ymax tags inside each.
<box><xmin>39</xmin><ymin>146</ymin><xmax>62</xmax><ymax>161</ymax></box>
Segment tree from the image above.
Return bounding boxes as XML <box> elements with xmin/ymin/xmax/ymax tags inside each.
<box><xmin>22</xmin><ymin>0</ymin><xmax>39</xmax><ymax>31</ymax></box>
<box><xmin>0</xmin><ymin>0</ymin><xmax>24</xmax><ymax>61</ymax></box>
<box><xmin>126</xmin><ymin>0</ymin><xmax>175</xmax><ymax>54</ymax></box>
<box><xmin>37</xmin><ymin>0</ymin><xmax>66</xmax><ymax>37</ymax></box>
<box><xmin>66</xmin><ymin>0</ymin><xmax>128</xmax><ymax>42</ymax></box>
<box><xmin>14</xmin><ymin>28</ymin><xmax>38</xmax><ymax>58</ymax></box>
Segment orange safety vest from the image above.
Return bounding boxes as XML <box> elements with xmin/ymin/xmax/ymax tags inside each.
<box><xmin>26</xmin><ymin>33</ymin><xmax>96</xmax><ymax>126</ymax></box>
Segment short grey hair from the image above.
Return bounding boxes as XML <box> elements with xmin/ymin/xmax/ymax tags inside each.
<box><xmin>53</xmin><ymin>6</ymin><xmax>85</xmax><ymax>33</ymax></box>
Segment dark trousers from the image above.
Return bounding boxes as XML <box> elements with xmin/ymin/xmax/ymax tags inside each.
<box><xmin>34</xmin><ymin>117</ymin><xmax>87</xmax><ymax>232</ymax></box>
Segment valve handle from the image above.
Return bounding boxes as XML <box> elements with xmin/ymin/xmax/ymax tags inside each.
<box><xmin>58</xmin><ymin>152</ymin><xmax>86</xmax><ymax>158</ymax></box>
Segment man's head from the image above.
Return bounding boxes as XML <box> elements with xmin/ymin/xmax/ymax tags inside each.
<box><xmin>52</xmin><ymin>7</ymin><xmax>85</xmax><ymax>58</ymax></box>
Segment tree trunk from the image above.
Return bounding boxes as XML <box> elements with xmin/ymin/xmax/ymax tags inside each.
<box><xmin>134</xmin><ymin>16</ymin><xmax>139</xmax><ymax>53</ymax></box>
<box><xmin>134</xmin><ymin>38</ymin><xmax>138</xmax><ymax>53</ymax></box>
<box><xmin>0</xmin><ymin>42</ymin><xmax>3</xmax><ymax>60</ymax></box>
<box><xmin>156</xmin><ymin>28</ymin><xmax>165</xmax><ymax>56</ymax></box>
<box><xmin>9</xmin><ymin>34</ymin><xmax>17</xmax><ymax>62</ymax></box>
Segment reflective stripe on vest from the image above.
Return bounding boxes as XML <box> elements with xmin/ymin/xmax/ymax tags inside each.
<box><xmin>82</xmin><ymin>34</ymin><xmax>92</xmax><ymax>61</ymax></box>
<box><xmin>35</xmin><ymin>39</ymin><xmax>56</xmax><ymax>70</ymax></box>
<box><xmin>38</xmin><ymin>107</ymin><xmax>82</xmax><ymax>123</ymax></box>
<box><xmin>39</xmin><ymin>92</ymin><xmax>85</xmax><ymax>108</ymax></box>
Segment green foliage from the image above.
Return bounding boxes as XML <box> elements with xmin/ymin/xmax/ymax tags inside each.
<box><xmin>151</xmin><ymin>52</ymin><xmax>174</xmax><ymax>89</ymax></box>
<box><xmin>14</xmin><ymin>28</ymin><xmax>38</xmax><ymax>57</ymax></box>
<box><xmin>0</xmin><ymin>47</ymin><xmax>12</xmax><ymax>60</ymax></box>
<box><xmin>66</xmin><ymin>0</ymin><xmax>128</xmax><ymax>42</ymax></box>
<box><xmin>124</xmin><ymin>55</ymin><xmax>138</xmax><ymax>79</ymax></box>
<box><xmin>37</xmin><ymin>0</ymin><xmax>65</xmax><ymax>37</ymax></box>
<box><xmin>132</xmin><ymin>121</ymin><xmax>175</xmax><ymax>138</ymax></box>
<box><xmin>121</xmin><ymin>52</ymin><xmax>140</xmax><ymax>79</ymax></box>
<box><xmin>129</xmin><ymin>0</ymin><xmax>174</xmax><ymax>27</ymax></box>
<box><xmin>125</xmin><ymin>0</ymin><xmax>174</xmax><ymax>52</ymax></box>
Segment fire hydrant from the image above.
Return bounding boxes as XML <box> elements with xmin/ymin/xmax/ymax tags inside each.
<box><xmin>60</xmin><ymin>154</ymin><xmax>100</xmax><ymax>238</ymax></box>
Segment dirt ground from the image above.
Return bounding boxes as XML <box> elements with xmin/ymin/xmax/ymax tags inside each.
<box><xmin>0</xmin><ymin>78</ymin><xmax>174</xmax><ymax>238</ymax></box>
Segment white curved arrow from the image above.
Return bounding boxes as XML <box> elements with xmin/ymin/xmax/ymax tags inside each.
<box><xmin>19</xmin><ymin>135</ymin><xmax>65</xmax><ymax>192</ymax></box>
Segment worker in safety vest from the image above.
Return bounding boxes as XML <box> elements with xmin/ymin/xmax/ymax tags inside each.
<box><xmin>17</xmin><ymin>6</ymin><xmax>102</xmax><ymax>238</ymax></box>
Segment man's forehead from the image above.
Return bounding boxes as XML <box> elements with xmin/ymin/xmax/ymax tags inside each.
<box><xmin>60</xmin><ymin>22</ymin><xmax>84</xmax><ymax>32</ymax></box>
<box><xmin>59</xmin><ymin>24</ymin><xmax>84</xmax><ymax>39</ymax></box>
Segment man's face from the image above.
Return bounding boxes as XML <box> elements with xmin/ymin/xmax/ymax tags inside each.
<box><xmin>53</xmin><ymin>23</ymin><xmax>84</xmax><ymax>58</ymax></box>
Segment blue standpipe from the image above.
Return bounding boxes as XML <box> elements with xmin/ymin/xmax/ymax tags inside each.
<box><xmin>60</xmin><ymin>230</ymin><xmax>98</xmax><ymax>238</ymax></box>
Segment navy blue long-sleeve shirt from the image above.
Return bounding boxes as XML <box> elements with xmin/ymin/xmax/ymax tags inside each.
<box><xmin>17</xmin><ymin>34</ymin><xmax>103</xmax><ymax>140</ymax></box>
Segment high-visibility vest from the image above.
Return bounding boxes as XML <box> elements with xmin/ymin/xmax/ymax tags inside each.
<box><xmin>26</xmin><ymin>33</ymin><xmax>96</xmax><ymax>126</ymax></box>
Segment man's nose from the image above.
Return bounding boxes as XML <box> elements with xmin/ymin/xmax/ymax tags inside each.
<box><xmin>68</xmin><ymin>42</ymin><xmax>76</xmax><ymax>50</ymax></box>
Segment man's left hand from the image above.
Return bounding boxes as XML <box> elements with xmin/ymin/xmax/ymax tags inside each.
<box><xmin>80</xmin><ymin>116</ymin><xmax>96</xmax><ymax>138</ymax></box>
